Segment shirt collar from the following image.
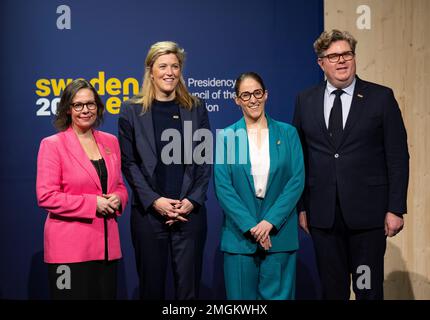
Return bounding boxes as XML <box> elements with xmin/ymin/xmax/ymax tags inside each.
<box><xmin>326</xmin><ymin>77</ymin><xmax>356</xmax><ymax>96</ymax></box>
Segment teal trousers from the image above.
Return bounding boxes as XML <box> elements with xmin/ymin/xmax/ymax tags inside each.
<box><xmin>223</xmin><ymin>250</ymin><xmax>296</xmax><ymax>300</ymax></box>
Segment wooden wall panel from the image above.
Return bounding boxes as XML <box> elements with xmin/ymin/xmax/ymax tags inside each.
<box><xmin>324</xmin><ymin>0</ymin><xmax>429</xmax><ymax>299</ymax></box>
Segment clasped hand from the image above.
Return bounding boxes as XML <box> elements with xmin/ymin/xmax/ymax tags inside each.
<box><xmin>96</xmin><ymin>194</ymin><xmax>121</xmax><ymax>216</ymax></box>
<box><xmin>153</xmin><ymin>197</ymin><xmax>194</xmax><ymax>226</ymax></box>
<box><xmin>250</xmin><ymin>220</ymin><xmax>273</xmax><ymax>251</ymax></box>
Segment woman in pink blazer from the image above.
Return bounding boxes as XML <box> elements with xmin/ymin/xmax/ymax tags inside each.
<box><xmin>36</xmin><ymin>79</ymin><xmax>128</xmax><ymax>299</ymax></box>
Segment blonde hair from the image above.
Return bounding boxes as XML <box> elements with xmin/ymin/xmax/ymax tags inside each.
<box><xmin>130</xmin><ymin>41</ymin><xmax>200</xmax><ymax>113</ymax></box>
<box><xmin>313</xmin><ymin>29</ymin><xmax>357</xmax><ymax>57</ymax></box>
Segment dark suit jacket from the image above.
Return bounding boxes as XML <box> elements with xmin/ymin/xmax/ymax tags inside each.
<box><xmin>293</xmin><ymin>77</ymin><xmax>409</xmax><ymax>229</ymax></box>
<box><xmin>118</xmin><ymin>99</ymin><xmax>211</xmax><ymax>212</ymax></box>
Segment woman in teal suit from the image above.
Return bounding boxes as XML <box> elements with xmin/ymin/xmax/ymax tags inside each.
<box><xmin>214</xmin><ymin>72</ymin><xmax>305</xmax><ymax>300</ymax></box>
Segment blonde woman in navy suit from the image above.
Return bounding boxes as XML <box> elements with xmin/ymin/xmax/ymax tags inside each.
<box><xmin>214</xmin><ymin>72</ymin><xmax>305</xmax><ymax>299</ymax></box>
<box><xmin>118</xmin><ymin>41</ymin><xmax>211</xmax><ymax>300</ymax></box>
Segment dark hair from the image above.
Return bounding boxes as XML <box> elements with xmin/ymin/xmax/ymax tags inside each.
<box><xmin>54</xmin><ymin>79</ymin><xmax>105</xmax><ymax>131</ymax></box>
<box><xmin>234</xmin><ymin>72</ymin><xmax>266</xmax><ymax>95</ymax></box>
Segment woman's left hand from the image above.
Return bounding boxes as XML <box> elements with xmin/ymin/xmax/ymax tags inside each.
<box><xmin>174</xmin><ymin>198</ymin><xmax>194</xmax><ymax>216</ymax></box>
<box><xmin>259</xmin><ymin>235</ymin><xmax>272</xmax><ymax>251</ymax></box>
<box><xmin>103</xmin><ymin>193</ymin><xmax>121</xmax><ymax>211</ymax></box>
<box><xmin>165</xmin><ymin>199</ymin><xmax>194</xmax><ymax>226</ymax></box>
<box><xmin>250</xmin><ymin>220</ymin><xmax>273</xmax><ymax>242</ymax></box>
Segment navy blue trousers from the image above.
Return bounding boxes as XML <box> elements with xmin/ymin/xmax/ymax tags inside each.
<box><xmin>131</xmin><ymin>204</ymin><xmax>207</xmax><ymax>300</ymax></box>
<box><xmin>311</xmin><ymin>198</ymin><xmax>386</xmax><ymax>300</ymax></box>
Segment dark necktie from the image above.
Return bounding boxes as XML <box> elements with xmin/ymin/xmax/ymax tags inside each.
<box><xmin>328</xmin><ymin>89</ymin><xmax>344</xmax><ymax>146</ymax></box>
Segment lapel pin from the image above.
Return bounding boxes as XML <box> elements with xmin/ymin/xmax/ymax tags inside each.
<box><xmin>357</xmin><ymin>94</ymin><xmax>364</xmax><ymax>98</ymax></box>
<box><xmin>105</xmin><ymin>147</ymin><xmax>111</xmax><ymax>155</ymax></box>
<box><xmin>173</xmin><ymin>115</ymin><xmax>179</xmax><ymax>119</ymax></box>
<box><xmin>277</xmin><ymin>140</ymin><xmax>281</xmax><ymax>145</ymax></box>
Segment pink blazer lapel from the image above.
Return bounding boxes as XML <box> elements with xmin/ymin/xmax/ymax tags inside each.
<box><xmin>61</xmin><ymin>127</ymin><xmax>102</xmax><ymax>192</ymax></box>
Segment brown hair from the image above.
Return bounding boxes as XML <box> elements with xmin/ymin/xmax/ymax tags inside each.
<box><xmin>313</xmin><ymin>29</ymin><xmax>357</xmax><ymax>57</ymax></box>
<box><xmin>54</xmin><ymin>79</ymin><xmax>105</xmax><ymax>131</ymax></box>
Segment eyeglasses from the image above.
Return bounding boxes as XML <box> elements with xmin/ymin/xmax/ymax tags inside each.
<box><xmin>320</xmin><ymin>51</ymin><xmax>355</xmax><ymax>63</ymax></box>
<box><xmin>238</xmin><ymin>89</ymin><xmax>265</xmax><ymax>101</ymax></box>
<box><xmin>70</xmin><ymin>101</ymin><xmax>97</xmax><ymax>112</ymax></box>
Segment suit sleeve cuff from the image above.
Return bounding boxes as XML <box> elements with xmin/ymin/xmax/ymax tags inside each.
<box><xmin>143</xmin><ymin>194</ymin><xmax>161</xmax><ymax>211</ymax></box>
<box><xmin>187</xmin><ymin>198</ymin><xmax>201</xmax><ymax>211</ymax></box>
<box><xmin>390</xmin><ymin>211</ymin><xmax>405</xmax><ymax>218</ymax></box>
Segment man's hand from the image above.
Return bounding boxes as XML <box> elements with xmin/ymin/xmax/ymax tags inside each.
<box><xmin>299</xmin><ymin>211</ymin><xmax>310</xmax><ymax>234</ymax></box>
<box><xmin>385</xmin><ymin>212</ymin><xmax>404</xmax><ymax>237</ymax></box>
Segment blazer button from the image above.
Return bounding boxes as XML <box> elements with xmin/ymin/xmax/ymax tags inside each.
<box><xmin>334</xmin><ymin>153</ymin><xmax>339</xmax><ymax>158</ymax></box>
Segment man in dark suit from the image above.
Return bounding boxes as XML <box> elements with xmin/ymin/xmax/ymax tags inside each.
<box><xmin>293</xmin><ymin>29</ymin><xmax>409</xmax><ymax>300</ymax></box>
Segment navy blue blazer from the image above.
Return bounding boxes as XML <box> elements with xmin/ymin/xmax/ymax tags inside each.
<box><xmin>293</xmin><ymin>77</ymin><xmax>409</xmax><ymax>229</ymax></box>
<box><xmin>118</xmin><ymin>99</ymin><xmax>211</xmax><ymax>211</ymax></box>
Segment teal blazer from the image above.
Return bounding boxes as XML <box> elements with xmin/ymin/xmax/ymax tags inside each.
<box><xmin>214</xmin><ymin>115</ymin><xmax>305</xmax><ymax>254</ymax></box>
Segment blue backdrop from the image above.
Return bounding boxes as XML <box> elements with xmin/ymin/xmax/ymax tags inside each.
<box><xmin>0</xmin><ymin>0</ymin><xmax>323</xmax><ymax>299</ymax></box>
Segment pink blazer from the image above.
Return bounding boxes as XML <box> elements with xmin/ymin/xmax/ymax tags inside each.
<box><xmin>36</xmin><ymin>127</ymin><xmax>128</xmax><ymax>263</ymax></box>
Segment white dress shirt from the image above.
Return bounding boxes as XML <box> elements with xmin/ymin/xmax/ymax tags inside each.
<box><xmin>324</xmin><ymin>78</ymin><xmax>356</xmax><ymax>129</ymax></box>
<box><xmin>247</xmin><ymin>129</ymin><xmax>270</xmax><ymax>198</ymax></box>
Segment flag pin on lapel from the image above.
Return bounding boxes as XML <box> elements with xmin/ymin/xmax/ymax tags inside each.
<box><xmin>357</xmin><ymin>93</ymin><xmax>364</xmax><ymax>98</ymax></box>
